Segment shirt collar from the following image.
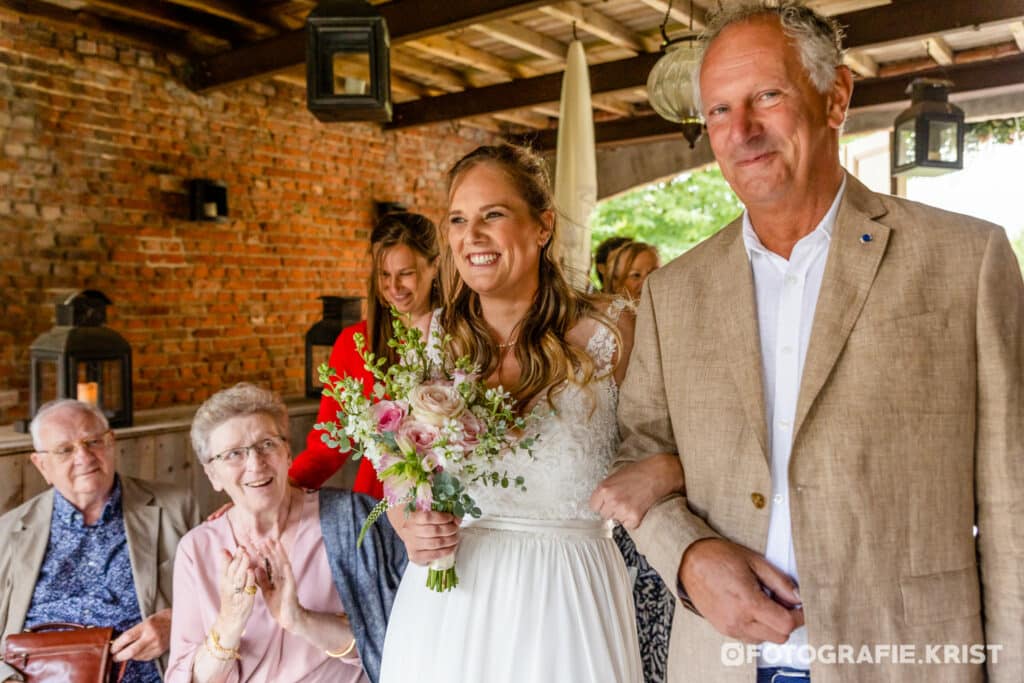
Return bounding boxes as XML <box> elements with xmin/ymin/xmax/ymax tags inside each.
<box><xmin>742</xmin><ymin>175</ymin><xmax>847</xmax><ymax>260</ymax></box>
<box><xmin>53</xmin><ymin>474</ymin><xmax>122</xmax><ymax>528</ymax></box>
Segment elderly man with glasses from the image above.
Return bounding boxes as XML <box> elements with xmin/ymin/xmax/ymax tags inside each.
<box><xmin>0</xmin><ymin>399</ymin><xmax>199</xmax><ymax>683</ymax></box>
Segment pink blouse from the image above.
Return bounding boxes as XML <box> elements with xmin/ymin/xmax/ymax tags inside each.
<box><xmin>165</xmin><ymin>490</ymin><xmax>367</xmax><ymax>683</ymax></box>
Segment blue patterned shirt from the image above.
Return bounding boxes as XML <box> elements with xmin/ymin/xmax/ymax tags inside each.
<box><xmin>25</xmin><ymin>477</ymin><xmax>160</xmax><ymax>683</ymax></box>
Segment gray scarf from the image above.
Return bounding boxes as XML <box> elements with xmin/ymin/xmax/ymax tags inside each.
<box><xmin>318</xmin><ymin>488</ymin><xmax>407</xmax><ymax>683</ymax></box>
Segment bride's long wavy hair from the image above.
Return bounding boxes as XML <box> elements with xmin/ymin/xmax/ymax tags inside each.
<box><xmin>439</xmin><ymin>144</ymin><xmax>618</xmax><ymax>409</ymax></box>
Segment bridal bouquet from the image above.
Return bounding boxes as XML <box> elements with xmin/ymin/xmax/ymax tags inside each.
<box><xmin>316</xmin><ymin>314</ymin><xmax>534</xmax><ymax>592</ymax></box>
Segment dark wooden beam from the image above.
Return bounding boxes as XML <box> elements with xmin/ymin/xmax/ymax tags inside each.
<box><xmin>850</xmin><ymin>51</ymin><xmax>1024</xmax><ymax>108</ymax></box>
<box><xmin>0</xmin><ymin>0</ymin><xmax>188</xmax><ymax>55</ymax></box>
<box><xmin>514</xmin><ymin>52</ymin><xmax>1024</xmax><ymax>150</ymax></box>
<box><xmin>391</xmin><ymin>0</ymin><xmax>1024</xmax><ymax>129</ymax></box>
<box><xmin>840</xmin><ymin>0</ymin><xmax>1024</xmax><ymax>49</ymax></box>
<box><xmin>189</xmin><ymin>0</ymin><xmax>552</xmax><ymax>92</ymax></box>
<box><xmin>388</xmin><ymin>53</ymin><xmax>661</xmax><ymax>129</ymax></box>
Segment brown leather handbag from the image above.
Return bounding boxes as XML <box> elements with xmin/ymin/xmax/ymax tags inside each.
<box><xmin>1</xmin><ymin>622</ymin><xmax>127</xmax><ymax>683</ymax></box>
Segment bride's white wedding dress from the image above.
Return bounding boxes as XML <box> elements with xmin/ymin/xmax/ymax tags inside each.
<box><xmin>379</xmin><ymin>304</ymin><xmax>643</xmax><ymax>683</ymax></box>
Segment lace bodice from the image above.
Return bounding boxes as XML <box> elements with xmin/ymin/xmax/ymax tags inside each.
<box><xmin>429</xmin><ymin>301</ymin><xmax>628</xmax><ymax>522</ymax></box>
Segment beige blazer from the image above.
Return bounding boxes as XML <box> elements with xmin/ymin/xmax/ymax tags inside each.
<box><xmin>617</xmin><ymin>175</ymin><xmax>1023</xmax><ymax>683</ymax></box>
<box><xmin>0</xmin><ymin>475</ymin><xmax>199</xmax><ymax>678</ymax></box>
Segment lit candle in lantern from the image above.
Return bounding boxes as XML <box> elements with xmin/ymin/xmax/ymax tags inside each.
<box><xmin>77</xmin><ymin>381</ymin><xmax>98</xmax><ymax>406</ymax></box>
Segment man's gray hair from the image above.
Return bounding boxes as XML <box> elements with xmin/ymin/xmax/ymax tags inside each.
<box><xmin>30</xmin><ymin>399</ymin><xmax>109</xmax><ymax>451</ymax></box>
<box><xmin>190</xmin><ymin>383</ymin><xmax>289</xmax><ymax>464</ymax></box>
<box><xmin>692</xmin><ymin>0</ymin><xmax>846</xmax><ymax>113</ymax></box>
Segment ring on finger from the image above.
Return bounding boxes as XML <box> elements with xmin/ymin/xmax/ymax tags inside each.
<box><xmin>244</xmin><ymin>584</ymin><xmax>258</xmax><ymax>595</ymax></box>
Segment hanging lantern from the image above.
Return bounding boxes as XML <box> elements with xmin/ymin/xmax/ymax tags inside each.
<box><xmin>28</xmin><ymin>290</ymin><xmax>133</xmax><ymax>428</ymax></box>
<box><xmin>306</xmin><ymin>0</ymin><xmax>392</xmax><ymax>122</ymax></box>
<box><xmin>646</xmin><ymin>1</ymin><xmax>703</xmax><ymax>149</ymax></box>
<box><xmin>892</xmin><ymin>78</ymin><xmax>965</xmax><ymax>177</ymax></box>
<box><xmin>305</xmin><ymin>296</ymin><xmax>364</xmax><ymax>398</ymax></box>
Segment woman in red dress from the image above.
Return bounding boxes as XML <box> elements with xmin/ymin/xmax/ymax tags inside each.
<box><xmin>289</xmin><ymin>212</ymin><xmax>440</xmax><ymax>497</ymax></box>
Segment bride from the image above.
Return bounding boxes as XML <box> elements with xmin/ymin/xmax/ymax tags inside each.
<box><xmin>379</xmin><ymin>144</ymin><xmax>682</xmax><ymax>682</ymax></box>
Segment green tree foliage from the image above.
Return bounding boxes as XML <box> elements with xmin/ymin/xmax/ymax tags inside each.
<box><xmin>590</xmin><ymin>167</ymin><xmax>743</xmax><ymax>263</ymax></box>
<box><xmin>1011</xmin><ymin>232</ymin><xmax>1024</xmax><ymax>275</ymax></box>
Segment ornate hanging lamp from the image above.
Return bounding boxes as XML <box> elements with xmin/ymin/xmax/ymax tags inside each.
<box><xmin>646</xmin><ymin>0</ymin><xmax>704</xmax><ymax>148</ymax></box>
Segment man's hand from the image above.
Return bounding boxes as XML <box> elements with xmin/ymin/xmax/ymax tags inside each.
<box><xmin>590</xmin><ymin>452</ymin><xmax>685</xmax><ymax>529</ymax></box>
<box><xmin>386</xmin><ymin>507</ymin><xmax>460</xmax><ymax>565</ymax></box>
<box><xmin>110</xmin><ymin>608</ymin><xmax>172</xmax><ymax>662</ymax></box>
<box><xmin>680</xmin><ymin>538</ymin><xmax>804</xmax><ymax>644</ymax></box>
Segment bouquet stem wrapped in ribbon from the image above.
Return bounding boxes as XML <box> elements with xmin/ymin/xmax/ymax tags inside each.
<box><xmin>317</xmin><ymin>313</ymin><xmax>534</xmax><ymax>592</ymax></box>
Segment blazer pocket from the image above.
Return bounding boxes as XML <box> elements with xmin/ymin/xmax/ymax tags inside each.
<box><xmin>848</xmin><ymin>309</ymin><xmax>946</xmax><ymax>342</ymax></box>
<box><xmin>900</xmin><ymin>566</ymin><xmax>981</xmax><ymax>625</ymax></box>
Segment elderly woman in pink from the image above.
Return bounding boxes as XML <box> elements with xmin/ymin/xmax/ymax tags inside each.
<box><xmin>166</xmin><ymin>383</ymin><xmax>367</xmax><ymax>683</ymax></box>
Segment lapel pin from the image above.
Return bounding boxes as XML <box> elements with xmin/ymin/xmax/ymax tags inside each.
<box><xmin>860</xmin><ymin>233</ymin><xmax>873</xmax><ymax>244</ymax></box>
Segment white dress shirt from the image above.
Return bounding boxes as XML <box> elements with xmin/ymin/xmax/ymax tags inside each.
<box><xmin>742</xmin><ymin>177</ymin><xmax>846</xmax><ymax>669</ymax></box>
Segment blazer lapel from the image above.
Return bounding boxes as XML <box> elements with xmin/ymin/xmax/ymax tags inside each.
<box><xmin>714</xmin><ymin>221</ymin><xmax>770</xmax><ymax>463</ymax></box>
<box><xmin>121</xmin><ymin>477</ymin><xmax>159</xmax><ymax>617</ymax></box>
<box><xmin>7</xmin><ymin>491</ymin><xmax>54</xmax><ymax>633</ymax></box>
<box><xmin>793</xmin><ymin>175</ymin><xmax>890</xmax><ymax>439</ymax></box>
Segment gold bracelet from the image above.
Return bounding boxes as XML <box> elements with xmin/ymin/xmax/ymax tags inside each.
<box><xmin>205</xmin><ymin>630</ymin><xmax>241</xmax><ymax>661</ymax></box>
<box><xmin>325</xmin><ymin>638</ymin><xmax>356</xmax><ymax>659</ymax></box>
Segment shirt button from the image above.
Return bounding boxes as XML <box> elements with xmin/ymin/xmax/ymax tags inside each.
<box><xmin>785</xmin><ymin>275</ymin><xmax>800</xmax><ymax>286</ymax></box>
<box><xmin>751</xmin><ymin>492</ymin><xmax>766</xmax><ymax>509</ymax></box>
<box><xmin>774</xmin><ymin>494</ymin><xmax>784</xmax><ymax>504</ymax></box>
<box><xmin>781</xmin><ymin>346</ymin><xmax>794</xmax><ymax>355</ymax></box>
<box><xmin>778</xmin><ymin>419</ymin><xmax>792</xmax><ymax>429</ymax></box>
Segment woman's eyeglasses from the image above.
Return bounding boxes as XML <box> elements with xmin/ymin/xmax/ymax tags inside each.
<box><xmin>209</xmin><ymin>435</ymin><xmax>288</xmax><ymax>467</ymax></box>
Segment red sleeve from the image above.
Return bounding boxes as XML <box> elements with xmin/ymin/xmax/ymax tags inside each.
<box><xmin>289</xmin><ymin>321</ymin><xmax>375</xmax><ymax>490</ymax></box>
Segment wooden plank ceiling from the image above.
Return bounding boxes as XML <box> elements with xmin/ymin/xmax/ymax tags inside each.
<box><xmin>4</xmin><ymin>0</ymin><xmax>1024</xmax><ymax>147</ymax></box>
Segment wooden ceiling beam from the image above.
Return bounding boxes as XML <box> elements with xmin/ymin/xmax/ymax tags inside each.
<box><xmin>539</xmin><ymin>2</ymin><xmax>655</xmax><ymax>53</ymax></box>
<box><xmin>405</xmin><ymin>35</ymin><xmax>530</xmax><ymax>79</ymax></box>
<box><xmin>513</xmin><ymin>52</ymin><xmax>1024</xmax><ymax>150</ymax></box>
<box><xmin>390</xmin><ymin>49</ymin><xmax>470</xmax><ymax>91</ymax></box>
<box><xmin>387</xmin><ymin>52</ymin><xmax>661</xmax><ymax>129</ymax></box>
<box><xmin>841</xmin><ymin>0</ymin><xmax>1024</xmax><ymax>50</ymax></box>
<box><xmin>924</xmin><ymin>36</ymin><xmax>955</xmax><ymax>66</ymax></box>
<box><xmin>390</xmin><ymin>0</ymin><xmax>1024</xmax><ymax>130</ymax></box>
<box><xmin>472</xmin><ymin>19</ymin><xmax>568</xmax><ymax>61</ymax></box>
<box><xmin>0</xmin><ymin>0</ymin><xmax>189</xmax><ymax>55</ymax></box>
<box><xmin>1010</xmin><ymin>21</ymin><xmax>1024</xmax><ymax>51</ymax></box>
<box><xmin>80</xmin><ymin>0</ymin><xmax>228</xmax><ymax>43</ymax></box>
<box><xmin>635</xmin><ymin>0</ymin><xmax>706</xmax><ymax>31</ymax></box>
<box><xmin>161</xmin><ymin>0</ymin><xmax>276</xmax><ymax>37</ymax></box>
<box><xmin>493</xmin><ymin>109</ymin><xmax>553</xmax><ymax>129</ymax></box>
<box><xmin>190</xmin><ymin>0</ymin><xmax>551</xmax><ymax>91</ymax></box>
<box><xmin>844</xmin><ymin>50</ymin><xmax>879</xmax><ymax>77</ymax></box>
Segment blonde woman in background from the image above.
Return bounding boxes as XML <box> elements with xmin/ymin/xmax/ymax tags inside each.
<box><xmin>607</xmin><ymin>241</ymin><xmax>661</xmax><ymax>301</ymax></box>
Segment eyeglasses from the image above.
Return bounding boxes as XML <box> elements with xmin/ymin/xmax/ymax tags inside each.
<box><xmin>209</xmin><ymin>435</ymin><xmax>288</xmax><ymax>467</ymax></box>
<box><xmin>38</xmin><ymin>430</ymin><xmax>114</xmax><ymax>459</ymax></box>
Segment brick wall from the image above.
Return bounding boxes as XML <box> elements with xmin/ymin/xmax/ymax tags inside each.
<box><xmin>0</xmin><ymin>9</ymin><xmax>493</xmax><ymax>424</ymax></box>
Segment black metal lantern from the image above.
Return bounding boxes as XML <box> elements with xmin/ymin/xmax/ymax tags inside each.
<box><xmin>306</xmin><ymin>0</ymin><xmax>391</xmax><ymax>122</ymax></box>
<box><xmin>305</xmin><ymin>296</ymin><xmax>364</xmax><ymax>398</ymax></box>
<box><xmin>892</xmin><ymin>78</ymin><xmax>965</xmax><ymax>177</ymax></box>
<box><xmin>29</xmin><ymin>290</ymin><xmax>133</xmax><ymax>427</ymax></box>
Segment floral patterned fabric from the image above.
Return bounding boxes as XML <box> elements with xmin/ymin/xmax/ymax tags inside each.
<box><xmin>615</xmin><ymin>525</ymin><xmax>675</xmax><ymax>683</ymax></box>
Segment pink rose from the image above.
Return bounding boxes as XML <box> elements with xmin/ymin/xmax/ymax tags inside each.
<box><xmin>372</xmin><ymin>400</ymin><xmax>407</xmax><ymax>433</ymax></box>
<box><xmin>458</xmin><ymin>411</ymin><xmax>484</xmax><ymax>449</ymax></box>
<box><xmin>398</xmin><ymin>419</ymin><xmax>440</xmax><ymax>453</ymax></box>
<box><xmin>408</xmin><ymin>381</ymin><xmax>466</xmax><ymax>427</ymax></box>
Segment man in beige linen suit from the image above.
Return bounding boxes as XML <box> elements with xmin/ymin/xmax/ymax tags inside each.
<box><xmin>0</xmin><ymin>399</ymin><xmax>198</xmax><ymax>681</ymax></box>
<box><xmin>612</xmin><ymin>2</ymin><xmax>1023</xmax><ymax>682</ymax></box>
